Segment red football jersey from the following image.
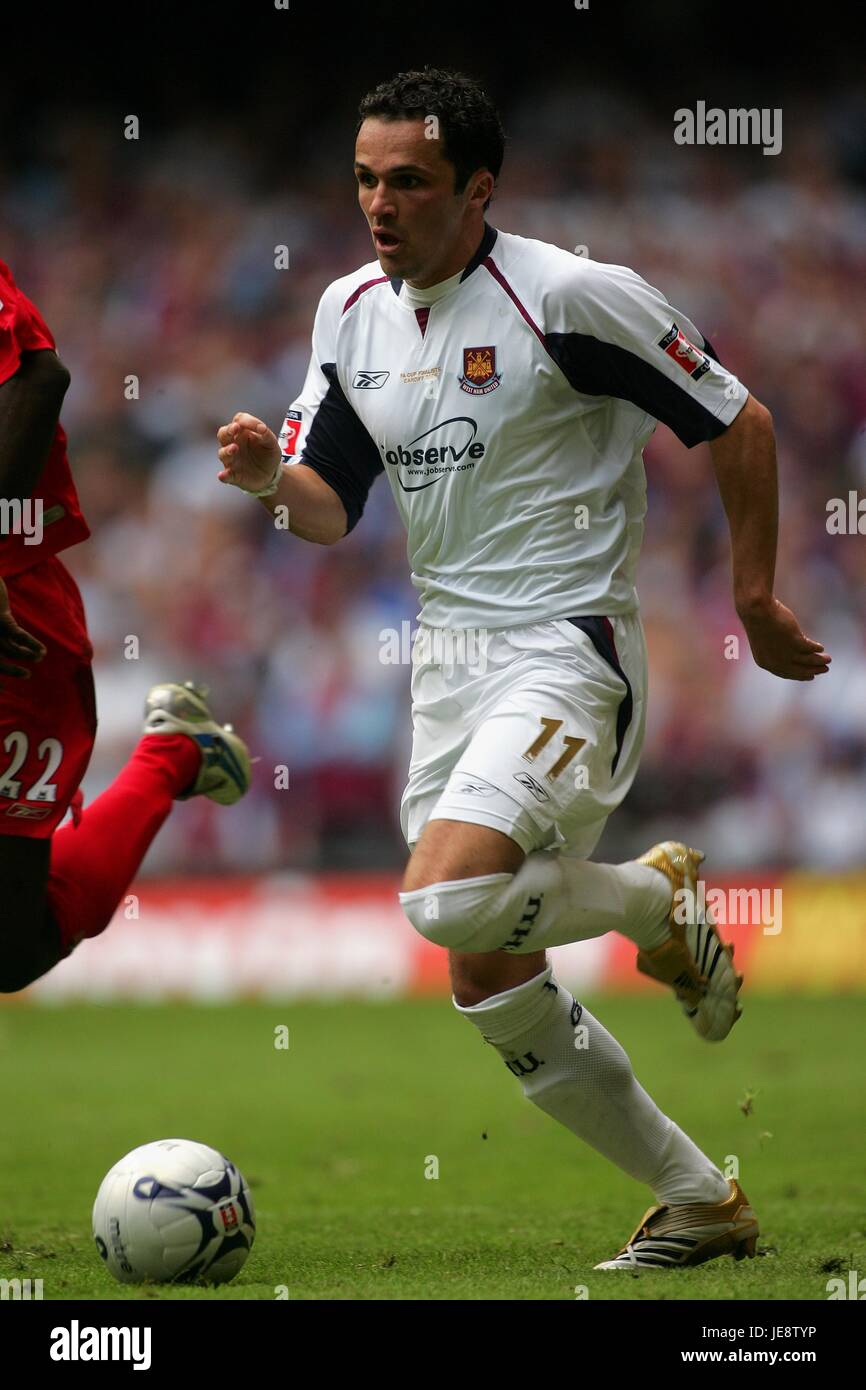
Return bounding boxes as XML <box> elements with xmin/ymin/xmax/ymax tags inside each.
<box><xmin>0</xmin><ymin>260</ymin><xmax>90</xmax><ymax>577</ymax></box>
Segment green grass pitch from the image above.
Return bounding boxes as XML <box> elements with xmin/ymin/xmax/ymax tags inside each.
<box><xmin>0</xmin><ymin>994</ymin><xmax>862</xmax><ymax>1300</ymax></box>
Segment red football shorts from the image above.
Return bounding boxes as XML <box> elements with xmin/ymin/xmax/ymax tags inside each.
<box><xmin>0</xmin><ymin>556</ymin><xmax>97</xmax><ymax>838</ymax></box>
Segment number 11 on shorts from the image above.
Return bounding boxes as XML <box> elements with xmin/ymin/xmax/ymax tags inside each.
<box><xmin>522</xmin><ymin>717</ymin><xmax>585</xmax><ymax>781</ymax></box>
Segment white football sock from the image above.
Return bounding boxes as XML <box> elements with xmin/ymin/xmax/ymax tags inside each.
<box><xmin>456</xmin><ymin>963</ymin><xmax>730</xmax><ymax>1206</ymax></box>
<box><xmin>500</xmin><ymin>853</ymin><xmax>673</xmax><ymax>952</ymax></box>
<box><xmin>400</xmin><ymin>852</ymin><xmax>673</xmax><ymax>954</ymax></box>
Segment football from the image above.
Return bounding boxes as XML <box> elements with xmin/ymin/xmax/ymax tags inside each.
<box><xmin>92</xmin><ymin>1139</ymin><xmax>255</xmax><ymax>1285</ymax></box>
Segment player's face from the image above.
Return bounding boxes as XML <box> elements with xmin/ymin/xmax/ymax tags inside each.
<box><xmin>355</xmin><ymin>118</ymin><xmax>489</xmax><ymax>287</ymax></box>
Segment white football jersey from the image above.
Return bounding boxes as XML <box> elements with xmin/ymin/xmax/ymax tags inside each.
<box><xmin>280</xmin><ymin>224</ymin><xmax>747</xmax><ymax>628</ymax></box>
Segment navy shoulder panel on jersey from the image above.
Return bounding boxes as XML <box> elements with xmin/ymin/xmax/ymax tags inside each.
<box><xmin>460</xmin><ymin>222</ymin><xmax>499</xmax><ymax>281</ymax></box>
<box><xmin>299</xmin><ymin>362</ymin><xmax>383</xmax><ymax>533</ymax></box>
<box><xmin>545</xmin><ymin>331</ymin><xmax>730</xmax><ymax>447</ymax></box>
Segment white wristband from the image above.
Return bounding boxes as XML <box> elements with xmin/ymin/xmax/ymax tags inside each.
<box><xmin>246</xmin><ymin>461</ymin><xmax>284</xmax><ymax>498</ymax></box>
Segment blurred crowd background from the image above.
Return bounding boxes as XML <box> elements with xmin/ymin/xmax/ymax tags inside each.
<box><xmin>2</xmin><ymin>10</ymin><xmax>864</xmax><ymax>874</ymax></box>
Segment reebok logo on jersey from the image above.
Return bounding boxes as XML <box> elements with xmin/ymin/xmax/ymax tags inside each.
<box><xmin>657</xmin><ymin>323</ymin><xmax>711</xmax><ymax>381</ymax></box>
<box><xmin>458</xmin><ymin>345</ymin><xmax>501</xmax><ymax>395</ymax></box>
<box><xmin>352</xmin><ymin>369</ymin><xmax>390</xmax><ymax>389</ymax></box>
<box><xmin>382</xmin><ymin>417</ymin><xmax>486</xmax><ymax>492</ymax></box>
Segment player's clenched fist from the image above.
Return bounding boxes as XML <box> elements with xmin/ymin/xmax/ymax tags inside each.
<box><xmin>216</xmin><ymin>412</ymin><xmax>282</xmax><ymax>494</ymax></box>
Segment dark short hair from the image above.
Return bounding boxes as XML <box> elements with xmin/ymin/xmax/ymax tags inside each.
<box><xmin>357</xmin><ymin>67</ymin><xmax>505</xmax><ymax>211</ymax></box>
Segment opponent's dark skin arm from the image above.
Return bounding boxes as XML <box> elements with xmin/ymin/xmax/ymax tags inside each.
<box><xmin>0</xmin><ymin>349</ymin><xmax>73</xmax><ymax>988</ymax></box>
<box><xmin>0</xmin><ymin>348</ymin><xmax>70</xmax><ymax>677</ymax></box>
<box><xmin>0</xmin><ymin>348</ymin><xmax>70</xmax><ymax>496</ymax></box>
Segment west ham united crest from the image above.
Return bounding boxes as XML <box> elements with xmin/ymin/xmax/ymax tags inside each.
<box><xmin>458</xmin><ymin>345</ymin><xmax>502</xmax><ymax>395</ymax></box>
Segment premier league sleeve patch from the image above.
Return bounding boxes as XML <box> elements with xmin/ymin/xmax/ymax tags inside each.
<box><xmin>656</xmin><ymin>323</ymin><xmax>711</xmax><ymax>382</ymax></box>
<box><xmin>279</xmin><ymin>409</ymin><xmax>303</xmax><ymax>458</ymax></box>
<box><xmin>458</xmin><ymin>345</ymin><xmax>502</xmax><ymax>395</ymax></box>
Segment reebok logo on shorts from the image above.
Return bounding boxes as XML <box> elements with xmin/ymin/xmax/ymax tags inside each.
<box><xmin>513</xmin><ymin>771</ymin><xmax>550</xmax><ymax>802</ymax></box>
<box><xmin>454</xmin><ymin>778</ymin><xmax>499</xmax><ymax>797</ymax></box>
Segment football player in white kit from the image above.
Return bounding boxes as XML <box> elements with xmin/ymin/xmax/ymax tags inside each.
<box><xmin>217</xmin><ymin>70</ymin><xmax>830</xmax><ymax>1270</ymax></box>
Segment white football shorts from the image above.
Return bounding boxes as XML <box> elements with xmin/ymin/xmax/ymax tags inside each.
<box><xmin>400</xmin><ymin>613</ymin><xmax>648</xmax><ymax>858</ymax></box>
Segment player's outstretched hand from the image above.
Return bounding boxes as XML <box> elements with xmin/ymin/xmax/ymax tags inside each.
<box><xmin>216</xmin><ymin>412</ymin><xmax>281</xmax><ymax>493</ymax></box>
<box><xmin>740</xmin><ymin>597</ymin><xmax>830</xmax><ymax>681</ymax></box>
<box><xmin>0</xmin><ymin>576</ymin><xmax>46</xmax><ymax>678</ymax></box>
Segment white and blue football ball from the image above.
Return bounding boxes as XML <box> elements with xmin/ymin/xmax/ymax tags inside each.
<box><xmin>92</xmin><ymin>1139</ymin><xmax>256</xmax><ymax>1285</ymax></box>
